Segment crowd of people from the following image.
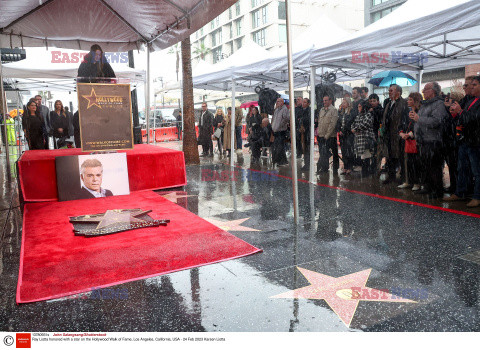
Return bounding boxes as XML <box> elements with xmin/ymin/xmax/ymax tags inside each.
<box><xmin>198</xmin><ymin>78</ymin><xmax>480</xmax><ymax>209</ymax></box>
<box><xmin>20</xmin><ymin>95</ymin><xmax>75</xmax><ymax>150</ymax></box>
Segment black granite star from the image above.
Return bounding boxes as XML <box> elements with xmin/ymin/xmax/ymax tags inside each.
<box><xmin>70</xmin><ymin>209</ymin><xmax>169</xmax><ymax>237</ymax></box>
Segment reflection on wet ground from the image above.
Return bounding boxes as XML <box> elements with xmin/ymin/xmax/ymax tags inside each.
<box><xmin>1</xmin><ymin>146</ymin><xmax>479</xmax><ymax>332</ymax></box>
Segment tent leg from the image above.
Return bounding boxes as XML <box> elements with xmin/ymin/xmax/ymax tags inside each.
<box><xmin>285</xmin><ymin>0</ymin><xmax>299</xmax><ymax>225</ymax></box>
<box><xmin>230</xmin><ymin>78</ymin><xmax>235</xmax><ymax>167</ymax></box>
<box><xmin>180</xmin><ymin>79</ymin><xmax>184</xmax><ymax>141</ymax></box>
<box><xmin>145</xmin><ymin>44</ymin><xmax>151</xmax><ymax>144</ymax></box>
<box><xmin>417</xmin><ymin>69</ymin><xmax>424</xmax><ymax>93</ymax></box>
<box><xmin>0</xmin><ymin>61</ymin><xmax>11</xmax><ymax>180</ymax></box>
<box><xmin>309</xmin><ymin>66</ymin><xmax>316</xmax><ymax>183</ymax></box>
<box><xmin>153</xmin><ymin>94</ymin><xmax>157</xmax><ymax>145</ymax></box>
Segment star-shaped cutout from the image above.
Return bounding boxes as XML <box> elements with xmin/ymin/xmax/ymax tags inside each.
<box><xmin>160</xmin><ymin>191</ymin><xmax>195</xmax><ymax>204</ymax></box>
<box><xmin>205</xmin><ymin>217</ymin><xmax>260</xmax><ymax>232</ymax></box>
<box><xmin>95</xmin><ymin>210</ymin><xmax>145</xmax><ymax>230</ymax></box>
<box><xmin>271</xmin><ymin>267</ymin><xmax>415</xmax><ymax>327</ymax></box>
<box><xmin>82</xmin><ymin>88</ymin><xmax>101</xmax><ymax>109</ymax></box>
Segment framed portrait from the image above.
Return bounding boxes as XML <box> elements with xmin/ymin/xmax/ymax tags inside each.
<box><xmin>55</xmin><ymin>153</ymin><xmax>130</xmax><ymax>201</ymax></box>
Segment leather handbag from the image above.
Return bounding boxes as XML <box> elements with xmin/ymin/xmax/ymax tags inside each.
<box><xmin>213</xmin><ymin>128</ymin><xmax>222</xmax><ymax>139</ymax></box>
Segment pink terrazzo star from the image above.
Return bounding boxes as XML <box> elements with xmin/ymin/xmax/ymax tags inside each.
<box><xmin>205</xmin><ymin>218</ymin><xmax>260</xmax><ymax>232</ymax></box>
<box><xmin>271</xmin><ymin>267</ymin><xmax>416</xmax><ymax>327</ymax></box>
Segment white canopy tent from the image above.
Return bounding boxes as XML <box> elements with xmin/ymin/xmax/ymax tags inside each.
<box><xmin>192</xmin><ymin>14</ymin><xmax>350</xmax><ymax>92</ymax></box>
<box><xmin>3</xmin><ymin>48</ymin><xmax>146</xmax><ymax>91</ymax></box>
<box><xmin>308</xmin><ymin>0</ymin><xmax>480</xmax><ymax>78</ymax></box>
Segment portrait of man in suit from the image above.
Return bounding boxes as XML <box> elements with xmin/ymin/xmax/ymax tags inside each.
<box><xmin>78</xmin><ymin>158</ymin><xmax>113</xmax><ymax>198</ymax></box>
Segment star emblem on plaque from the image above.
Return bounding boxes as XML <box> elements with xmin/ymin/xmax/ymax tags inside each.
<box><xmin>82</xmin><ymin>88</ymin><xmax>101</xmax><ymax>109</ymax></box>
<box><xmin>70</xmin><ymin>208</ymin><xmax>169</xmax><ymax>237</ymax></box>
<box><xmin>271</xmin><ymin>267</ymin><xmax>416</xmax><ymax>327</ymax></box>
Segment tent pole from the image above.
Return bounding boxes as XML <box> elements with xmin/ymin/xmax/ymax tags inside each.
<box><xmin>153</xmin><ymin>93</ymin><xmax>157</xmax><ymax>145</ymax></box>
<box><xmin>180</xmin><ymin>79</ymin><xmax>184</xmax><ymax>141</ymax></box>
<box><xmin>0</xmin><ymin>60</ymin><xmax>11</xmax><ymax>180</ymax></box>
<box><xmin>417</xmin><ymin>69</ymin><xmax>424</xmax><ymax>93</ymax></box>
<box><xmin>145</xmin><ymin>44</ymin><xmax>151</xmax><ymax>144</ymax></box>
<box><xmin>230</xmin><ymin>78</ymin><xmax>235</xmax><ymax>167</ymax></box>
<box><xmin>285</xmin><ymin>0</ymin><xmax>299</xmax><ymax>225</ymax></box>
<box><xmin>309</xmin><ymin>66</ymin><xmax>316</xmax><ymax>183</ymax></box>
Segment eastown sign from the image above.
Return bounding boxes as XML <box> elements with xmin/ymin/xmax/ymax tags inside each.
<box><xmin>51</xmin><ymin>51</ymin><xmax>129</xmax><ymax>64</ymax></box>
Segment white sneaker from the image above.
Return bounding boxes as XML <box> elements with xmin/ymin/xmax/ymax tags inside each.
<box><xmin>397</xmin><ymin>183</ymin><xmax>411</xmax><ymax>189</ymax></box>
<box><xmin>353</xmin><ymin>166</ymin><xmax>362</xmax><ymax>172</ymax></box>
<box><xmin>412</xmin><ymin>184</ymin><xmax>420</xmax><ymax>191</ymax></box>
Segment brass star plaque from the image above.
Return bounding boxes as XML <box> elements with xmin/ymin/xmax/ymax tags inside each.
<box><xmin>70</xmin><ymin>209</ymin><xmax>169</xmax><ymax>237</ymax></box>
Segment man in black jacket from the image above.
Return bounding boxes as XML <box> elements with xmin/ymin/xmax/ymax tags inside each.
<box><xmin>198</xmin><ymin>103</ymin><xmax>214</xmax><ymax>156</ymax></box>
<box><xmin>448</xmin><ymin>76</ymin><xmax>480</xmax><ymax>207</ymax></box>
<box><xmin>294</xmin><ymin>97</ymin><xmax>304</xmax><ymax>158</ymax></box>
<box><xmin>77</xmin><ymin>158</ymin><xmax>113</xmax><ymax>199</ymax></box>
<box><xmin>299</xmin><ymin>98</ymin><xmax>312</xmax><ymax>171</ymax></box>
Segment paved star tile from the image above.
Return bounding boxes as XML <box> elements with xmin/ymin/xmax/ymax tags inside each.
<box><xmin>160</xmin><ymin>191</ymin><xmax>195</xmax><ymax>204</ymax></box>
<box><xmin>271</xmin><ymin>267</ymin><xmax>416</xmax><ymax>327</ymax></box>
<box><xmin>205</xmin><ymin>218</ymin><xmax>260</xmax><ymax>232</ymax></box>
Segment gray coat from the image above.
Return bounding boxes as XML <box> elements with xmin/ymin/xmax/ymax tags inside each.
<box><xmin>414</xmin><ymin>97</ymin><xmax>447</xmax><ymax>144</ymax></box>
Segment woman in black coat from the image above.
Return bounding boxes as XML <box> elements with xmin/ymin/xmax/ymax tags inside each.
<box><xmin>24</xmin><ymin>100</ymin><xmax>45</xmax><ymax>150</ymax></box>
<box><xmin>50</xmin><ymin>100</ymin><xmax>74</xmax><ymax>148</ymax></box>
<box><xmin>77</xmin><ymin>44</ymin><xmax>116</xmax><ymax>83</ymax></box>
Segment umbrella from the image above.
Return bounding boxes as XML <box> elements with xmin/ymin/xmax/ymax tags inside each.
<box><xmin>368</xmin><ymin>71</ymin><xmax>417</xmax><ymax>87</ymax></box>
<box><xmin>215</xmin><ymin>98</ymin><xmax>241</xmax><ymax>108</ymax></box>
<box><xmin>240</xmin><ymin>101</ymin><xmax>258</xmax><ymax>109</ymax></box>
<box><xmin>8</xmin><ymin>109</ymin><xmax>23</xmax><ymax>117</ymax></box>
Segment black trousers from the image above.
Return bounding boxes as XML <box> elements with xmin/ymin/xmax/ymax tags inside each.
<box><xmin>317</xmin><ymin>137</ymin><xmax>339</xmax><ymax>171</ymax></box>
<box><xmin>272</xmin><ymin>131</ymin><xmax>288</xmax><ymax>165</ymax></box>
<box><xmin>406</xmin><ymin>152</ymin><xmax>420</xmax><ymax>184</ymax></box>
<box><xmin>202</xmin><ymin>138</ymin><xmax>213</xmax><ymax>155</ymax></box>
<box><xmin>443</xmin><ymin>145</ymin><xmax>458</xmax><ymax>193</ymax></box>
<box><xmin>420</xmin><ymin>141</ymin><xmax>444</xmax><ymax>195</ymax></box>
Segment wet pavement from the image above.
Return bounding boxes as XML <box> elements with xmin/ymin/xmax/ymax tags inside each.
<box><xmin>1</xmin><ymin>143</ymin><xmax>479</xmax><ymax>332</ymax></box>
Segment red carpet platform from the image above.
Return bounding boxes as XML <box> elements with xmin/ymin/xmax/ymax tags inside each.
<box><xmin>18</xmin><ymin>144</ymin><xmax>186</xmax><ymax>202</ymax></box>
<box><xmin>17</xmin><ymin>191</ymin><xmax>261</xmax><ymax>303</ymax></box>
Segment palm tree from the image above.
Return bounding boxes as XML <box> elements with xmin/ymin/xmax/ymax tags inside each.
<box><xmin>181</xmin><ymin>36</ymin><xmax>199</xmax><ymax>165</ymax></box>
<box><xmin>193</xmin><ymin>44</ymin><xmax>211</xmax><ymax>61</ymax></box>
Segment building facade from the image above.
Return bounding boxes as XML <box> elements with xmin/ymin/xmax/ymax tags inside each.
<box><xmin>364</xmin><ymin>0</ymin><xmax>406</xmax><ymax>26</ymax></box>
<box><xmin>191</xmin><ymin>0</ymin><xmax>364</xmax><ymax>65</ymax></box>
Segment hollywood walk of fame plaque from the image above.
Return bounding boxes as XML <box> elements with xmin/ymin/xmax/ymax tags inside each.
<box><xmin>70</xmin><ymin>209</ymin><xmax>169</xmax><ymax>237</ymax></box>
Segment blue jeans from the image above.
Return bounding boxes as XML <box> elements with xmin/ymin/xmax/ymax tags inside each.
<box><xmin>456</xmin><ymin>144</ymin><xmax>480</xmax><ymax>199</ymax></box>
<box><xmin>235</xmin><ymin>126</ymin><xmax>243</xmax><ymax>149</ymax></box>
